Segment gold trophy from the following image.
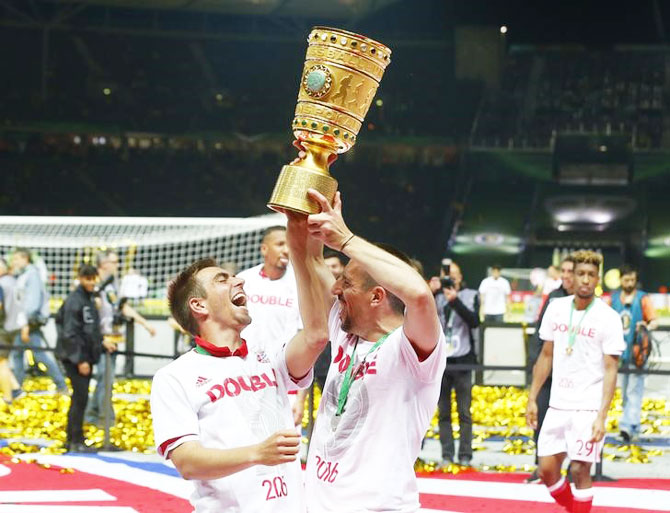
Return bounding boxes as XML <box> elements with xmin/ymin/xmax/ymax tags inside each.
<box><xmin>268</xmin><ymin>27</ymin><xmax>392</xmax><ymax>214</ymax></box>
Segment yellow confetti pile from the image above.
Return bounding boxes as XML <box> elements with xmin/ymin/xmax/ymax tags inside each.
<box><xmin>0</xmin><ymin>378</ymin><xmax>666</xmax><ymax>475</ymax></box>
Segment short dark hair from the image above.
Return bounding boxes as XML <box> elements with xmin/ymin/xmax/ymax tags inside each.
<box><xmin>409</xmin><ymin>258</ymin><xmax>425</xmax><ymax>279</ymax></box>
<box><xmin>168</xmin><ymin>258</ymin><xmax>217</xmax><ymax>336</ymax></box>
<box><xmin>323</xmin><ymin>248</ymin><xmax>347</xmax><ymax>265</ymax></box>
<box><xmin>491</xmin><ymin>264</ymin><xmax>502</xmax><ymax>271</ymax></box>
<box><xmin>620</xmin><ymin>263</ymin><xmax>638</xmax><ymax>278</ymax></box>
<box><xmin>14</xmin><ymin>247</ymin><xmax>32</xmax><ymax>263</ymax></box>
<box><xmin>261</xmin><ymin>225</ymin><xmax>286</xmax><ymax>243</ymax></box>
<box><xmin>78</xmin><ymin>264</ymin><xmax>98</xmax><ymax>278</ymax></box>
<box><xmin>360</xmin><ymin>243</ymin><xmax>412</xmax><ymax>315</ymax></box>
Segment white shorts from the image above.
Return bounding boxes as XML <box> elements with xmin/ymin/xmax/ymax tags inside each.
<box><xmin>537</xmin><ymin>407</ymin><xmax>603</xmax><ymax>463</ymax></box>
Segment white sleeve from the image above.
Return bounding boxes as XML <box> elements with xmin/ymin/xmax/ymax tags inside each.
<box><xmin>478</xmin><ymin>279</ymin><xmax>487</xmax><ymax>294</ymax></box>
<box><xmin>504</xmin><ymin>279</ymin><xmax>512</xmax><ymax>294</ymax></box>
<box><xmin>538</xmin><ymin>301</ymin><xmax>556</xmax><ymax>342</ymax></box>
<box><xmin>271</xmin><ymin>342</ymin><xmax>313</xmax><ymax>392</ymax></box>
<box><xmin>602</xmin><ymin>308</ymin><xmax>626</xmax><ymax>356</ymax></box>
<box><xmin>150</xmin><ymin>368</ymin><xmax>200</xmax><ymax>459</ymax></box>
<box><xmin>397</xmin><ymin>327</ymin><xmax>447</xmax><ymax>383</ymax></box>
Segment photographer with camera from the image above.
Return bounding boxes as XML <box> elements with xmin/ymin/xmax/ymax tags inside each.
<box><xmin>10</xmin><ymin>248</ymin><xmax>68</xmax><ymax>395</ymax></box>
<box><xmin>86</xmin><ymin>250</ymin><xmax>156</xmax><ymax>427</ymax></box>
<box><xmin>434</xmin><ymin>259</ymin><xmax>480</xmax><ymax>466</ymax></box>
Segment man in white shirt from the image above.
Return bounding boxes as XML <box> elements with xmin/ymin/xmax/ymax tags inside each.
<box><xmin>478</xmin><ymin>264</ymin><xmax>511</xmax><ymax>323</ymax></box>
<box><xmin>237</xmin><ymin>226</ymin><xmax>305</xmax><ymax>425</ymax></box>
<box><xmin>304</xmin><ymin>190</ymin><xmax>446</xmax><ymax>513</ymax></box>
<box><xmin>526</xmin><ymin>250</ymin><xmax>624</xmax><ymax>513</ymax></box>
<box><xmin>238</xmin><ymin>226</ymin><xmax>302</xmax><ymax>352</ymax></box>
<box><xmin>150</xmin><ymin>212</ymin><xmax>331</xmax><ymax>513</ymax></box>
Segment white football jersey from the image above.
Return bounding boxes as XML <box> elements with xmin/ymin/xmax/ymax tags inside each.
<box><xmin>305</xmin><ymin>303</ymin><xmax>446</xmax><ymax>513</ymax></box>
<box><xmin>539</xmin><ymin>296</ymin><xmax>625</xmax><ymax>410</ymax></box>
<box><xmin>151</xmin><ymin>343</ymin><xmax>311</xmax><ymax>513</ymax></box>
<box><xmin>237</xmin><ymin>264</ymin><xmax>302</xmax><ymax>353</ymax></box>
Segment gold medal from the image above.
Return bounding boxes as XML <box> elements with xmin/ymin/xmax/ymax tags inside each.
<box><xmin>566</xmin><ymin>347</ymin><xmax>573</xmax><ymax>355</ymax></box>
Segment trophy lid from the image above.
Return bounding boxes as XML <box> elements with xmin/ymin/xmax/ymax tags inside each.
<box><xmin>308</xmin><ymin>26</ymin><xmax>392</xmax><ymax>70</ymax></box>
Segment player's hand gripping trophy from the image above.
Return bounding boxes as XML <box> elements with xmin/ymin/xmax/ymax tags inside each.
<box><xmin>268</xmin><ymin>27</ymin><xmax>392</xmax><ymax>214</ymax></box>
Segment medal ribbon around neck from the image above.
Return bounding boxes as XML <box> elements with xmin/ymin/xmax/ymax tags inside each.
<box><xmin>567</xmin><ymin>298</ymin><xmax>595</xmax><ymax>355</ymax></box>
<box><xmin>335</xmin><ymin>329</ymin><xmax>396</xmax><ymax>417</ymax></box>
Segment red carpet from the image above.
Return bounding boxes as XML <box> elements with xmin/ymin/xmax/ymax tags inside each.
<box><xmin>0</xmin><ymin>455</ymin><xmax>191</xmax><ymax>513</ymax></box>
<box><xmin>2</xmin><ymin>455</ymin><xmax>668</xmax><ymax>513</ymax></box>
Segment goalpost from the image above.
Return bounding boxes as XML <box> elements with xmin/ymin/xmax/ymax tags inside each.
<box><xmin>0</xmin><ymin>213</ymin><xmax>286</xmax><ymax>314</ymax></box>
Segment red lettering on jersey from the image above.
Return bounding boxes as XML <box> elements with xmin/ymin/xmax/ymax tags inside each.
<box><xmin>552</xmin><ymin>322</ymin><xmax>596</xmax><ymax>338</ymax></box>
<box><xmin>338</xmin><ymin>354</ymin><xmax>350</xmax><ymax>373</ymax></box>
<box><xmin>206</xmin><ymin>373</ymin><xmax>278</xmax><ymax>403</ymax></box>
<box><xmin>206</xmin><ymin>384</ymin><xmax>225</xmax><ymax>402</ymax></box>
<box><xmin>261</xmin><ymin>372</ymin><xmax>278</xmax><ymax>388</ymax></box>
<box><xmin>366</xmin><ymin>361</ymin><xmax>377</xmax><ymax>375</ymax></box>
<box><xmin>247</xmin><ymin>294</ymin><xmax>293</xmax><ymax>307</ymax></box>
<box><xmin>333</xmin><ymin>345</ymin><xmax>345</xmax><ymax>364</ymax></box>
<box><xmin>238</xmin><ymin>376</ymin><xmax>254</xmax><ymax>392</ymax></box>
<box><xmin>250</xmin><ymin>375</ymin><xmax>266</xmax><ymax>390</ymax></box>
<box><xmin>223</xmin><ymin>378</ymin><xmax>241</xmax><ymax>396</ymax></box>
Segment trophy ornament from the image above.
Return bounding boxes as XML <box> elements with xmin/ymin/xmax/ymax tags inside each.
<box><xmin>268</xmin><ymin>27</ymin><xmax>391</xmax><ymax>214</ymax></box>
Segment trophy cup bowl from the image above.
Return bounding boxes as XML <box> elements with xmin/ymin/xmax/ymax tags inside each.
<box><xmin>268</xmin><ymin>27</ymin><xmax>392</xmax><ymax>214</ymax></box>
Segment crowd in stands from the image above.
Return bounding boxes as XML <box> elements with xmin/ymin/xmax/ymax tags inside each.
<box><xmin>0</xmin><ymin>27</ymin><xmax>473</xmax><ymax>141</ymax></box>
<box><xmin>0</xmin><ymin>133</ymin><xmax>457</xmax><ymax>273</ymax></box>
<box><xmin>473</xmin><ymin>49</ymin><xmax>667</xmax><ymax>148</ymax></box>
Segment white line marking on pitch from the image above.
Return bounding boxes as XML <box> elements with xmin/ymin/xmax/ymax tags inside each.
<box><xmin>0</xmin><ymin>507</ymin><xmax>138</xmax><ymax>513</ymax></box>
<box><xmin>0</xmin><ymin>490</ymin><xmax>115</xmax><ymax>503</ymax></box>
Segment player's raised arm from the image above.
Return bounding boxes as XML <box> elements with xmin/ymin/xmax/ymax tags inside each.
<box><xmin>283</xmin><ymin>209</ymin><xmax>333</xmax><ymax>380</ymax></box>
<box><xmin>306</xmin><ymin>189</ymin><xmax>441</xmax><ymax>360</ymax></box>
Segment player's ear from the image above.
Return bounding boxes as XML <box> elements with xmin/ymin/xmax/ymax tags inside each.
<box><xmin>189</xmin><ymin>297</ymin><xmax>207</xmax><ymax>316</ymax></box>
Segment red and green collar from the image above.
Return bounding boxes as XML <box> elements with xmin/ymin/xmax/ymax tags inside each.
<box><xmin>194</xmin><ymin>336</ymin><xmax>248</xmax><ymax>358</ymax></box>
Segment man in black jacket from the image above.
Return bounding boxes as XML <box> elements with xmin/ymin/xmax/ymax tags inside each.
<box><xmin>56</xmin><ymin>265</ymin><xmax>102</xmax><ymax>453</ymax></box>
<box><xmin>526</xmin><ymin>254</ymin><xmax>575</xmax><ymax>483</ymax></box>
<box><xmin>435</xmin><ymin>261</ymin><xmax>480</xmax><ymax>466</ymax></box>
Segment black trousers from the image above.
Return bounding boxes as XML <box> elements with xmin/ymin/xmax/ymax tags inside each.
<box><xmin>63</xmin><ymin>360</ymin><xmax>91</xmax><ymax>444</ymax></box>
<box><xmin>533</xmin><ymin>376</ymin><xmax>552</xmax><ymax>463</ymax></box>
<box><xmin>438</xmin><ymin>356</ymin><xmax>474</xmax><ymax>461</ymax></box>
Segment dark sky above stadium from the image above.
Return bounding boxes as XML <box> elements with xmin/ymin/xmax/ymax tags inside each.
<box><xmin>375</xmin><ymin>0</ymin><xmax>670</xmax><ymax>46</ymax></box>
<box><xmin>456</xmin><ymin>0</ymin><xmax>669</xmax><ymax>46</ymax></box>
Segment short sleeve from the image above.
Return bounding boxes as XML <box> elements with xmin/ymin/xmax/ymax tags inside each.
<box><xmin>271</xmin><ymin>342</ymin><xmax>313</xmax><ymax>392</ymax></box>
<box><xmin>602</xmin><ymin>309</ymin><xmax>626</xmax><ymax>356</ymax></box>
<box><xmin>538</xmin><ymin>301</ymin><xmax>556</xmax><ymax>342</ymax></box>
<box><xmin>397</xmin><ymin>327</ymin><xmax>446</xmax><ymax>383</ymax></box>
<box><xmin>151</xmin><ymin>368</ymin><xmax>200</xmax><ymax>459</ymax></box>
<box><xmin>478</xmin><ymin>279</ymin><xmax>487</xmax><ymax>294</ymax></box>
<box><xmin>504</xmin><ymin>279</ymin><xmax>512</xmax><ymax>294</ymax></box>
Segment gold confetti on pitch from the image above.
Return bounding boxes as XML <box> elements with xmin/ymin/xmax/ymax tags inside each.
<box><xmin>1</xmin><ymin>379</ymin><xmax>667</xmax><ymax>471</ymax></box>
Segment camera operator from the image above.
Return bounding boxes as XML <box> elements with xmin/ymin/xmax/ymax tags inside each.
<box><xmin>434</xmin><ymin>260</ymin><xmax>480</xmax><ymax>466</ymax></box>
<box><xmin>86</xmin><ymin>250</ymin><xmax>155</xmax><ymax>427</ymax></box>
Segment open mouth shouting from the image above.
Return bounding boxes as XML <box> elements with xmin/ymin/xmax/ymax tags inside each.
<box><xmin>231</xmin><ymin>291</ymin><xmax>248</xmax><ymax>309</ymax></box>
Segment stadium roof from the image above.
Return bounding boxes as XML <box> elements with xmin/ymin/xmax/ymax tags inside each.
<box><xmin>45</xmin><ymin>0</ymin><xmax>402</xmax><ymax>18</ymax></box>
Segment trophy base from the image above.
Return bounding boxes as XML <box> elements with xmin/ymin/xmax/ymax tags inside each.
<box><xmin>267</xmin><ymin>164</ymin><xmax>338</xmax><ymax>215</ymax></box>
